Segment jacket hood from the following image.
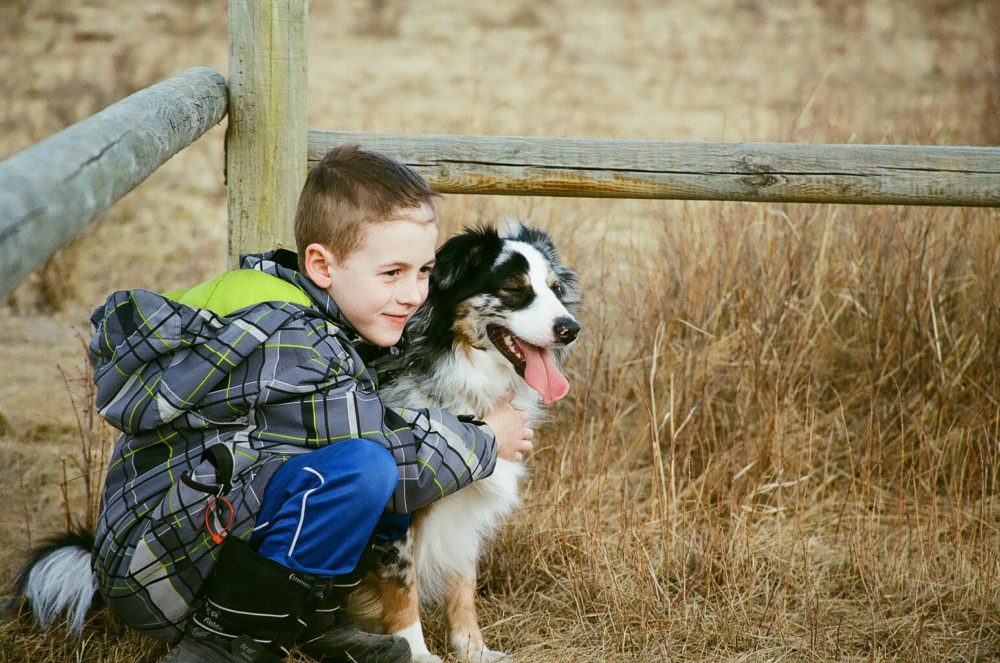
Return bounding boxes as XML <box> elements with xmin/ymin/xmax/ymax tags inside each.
<box><xmin>240</xmin><ymin>249</ymin><xmax>351</xmax><ymax>329</ymax></box>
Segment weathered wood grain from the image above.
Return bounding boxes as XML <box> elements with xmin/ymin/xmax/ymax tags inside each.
<box><xmin>226</xmin><ymin>0</ymin><xmax>307</xmax><ymax>265</ymax></box>
<box><xmin>309</xmin><ymin>131</ymin><xmax>1000</xmax><ymax>207</ymax></box>
<box><xmin>0</xmin><ymin>67</ymin><xmax>227</xmax><ymax>298</ymax></box>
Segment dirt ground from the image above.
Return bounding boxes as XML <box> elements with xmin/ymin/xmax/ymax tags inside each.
<box><xmin>1</xmin><ymin>0</ymin><xmax>998</xmax><ymax>661</ymax></box>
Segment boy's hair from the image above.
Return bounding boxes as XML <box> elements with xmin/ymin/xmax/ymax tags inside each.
<box><xmin>294</xmin><ymin>144</ymin><xmax>438</xmax><ymax>269</ymax></box>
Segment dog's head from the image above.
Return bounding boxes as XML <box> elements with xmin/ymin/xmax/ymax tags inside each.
<box><xmin>417</xmin><ymin>218</ymin><xmax>581</xmax><ymax>404</ymax></box>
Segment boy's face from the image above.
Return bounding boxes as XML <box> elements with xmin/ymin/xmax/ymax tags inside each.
<box><xmin>304</xmin><ymin>202</ymin><xmax>438</xmax><ymax>347</ymax></box>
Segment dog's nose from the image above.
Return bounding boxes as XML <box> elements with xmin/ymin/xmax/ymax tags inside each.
<box><xmin>553</xmin><ymin>317</ymin><xmax>580</xmax><ymax>344</ymax></box>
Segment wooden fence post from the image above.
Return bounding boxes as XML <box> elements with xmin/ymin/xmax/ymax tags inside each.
<box><xmin>226</xmin><ymin>0</ymin><xmax>308</xmax><ymax>265</ymax></box>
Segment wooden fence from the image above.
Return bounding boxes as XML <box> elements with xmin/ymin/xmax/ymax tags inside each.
<box><xmin>1</xmin><ymin>0</ymin><xmax>998</xmax><ymax>298</ymax></box>
<box><xmin>311</xmin><ymin>131</ymin><xmax>1000</xmax><ymax>206</ymax></box>
<box><xmin>0</xmin><ymin>67</ymin><xmax>227</xmax><ymax>297</ymax></box>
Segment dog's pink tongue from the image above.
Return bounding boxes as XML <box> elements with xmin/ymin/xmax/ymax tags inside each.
<box><xmin>515</xmin><ymin>339</ymin><xmax>570</xmax><ymax>404</ymax></box>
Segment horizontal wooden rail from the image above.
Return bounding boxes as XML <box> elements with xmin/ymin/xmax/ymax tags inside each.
<box><xmin>0</xmin><ymin>67</ymin><xmax>228</xmax><ymax>298</ymax></box>
<box><xmin>309</xmin><ymin>131</ymin><xmax>1000</xmax><ymax>207</ymax></box>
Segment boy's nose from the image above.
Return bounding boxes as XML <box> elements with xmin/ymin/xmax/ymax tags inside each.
<box><xmin>397</xmin><ymin>278</ymin><xmax>424</xmax><ymax>305</ymax></box>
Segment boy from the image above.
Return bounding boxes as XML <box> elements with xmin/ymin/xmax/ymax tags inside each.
<box><xmin>87</xmin><ymin>144</ymin><xmax>533</xmax><ymax>663</ymax></box>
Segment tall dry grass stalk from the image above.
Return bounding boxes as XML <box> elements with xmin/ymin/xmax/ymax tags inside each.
<box><xmin>57</xmin><ymin>342</ymin><xmax>115</xmax><ymax>536</ymax></box>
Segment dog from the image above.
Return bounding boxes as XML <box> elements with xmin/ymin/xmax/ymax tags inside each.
<box><xmin>347</xmin><ymin>218</ymin><xmax>581</xmax><ymax>662</ymax></box>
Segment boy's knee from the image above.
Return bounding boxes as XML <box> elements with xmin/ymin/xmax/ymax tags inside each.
<box><xmin>340</xmin><ymin>438</ymin><xmax>398</xmax><ymax>504</ymax></box>
<box><xmin>348</xmin><ymin>438</ymin><xmax>397</xmax><ymax>479</ymax></box>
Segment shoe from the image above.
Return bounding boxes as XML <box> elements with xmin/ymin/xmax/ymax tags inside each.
<box><xmin>297</xmin><ymin>539</ymin><xmax>411</xmax><ymax>663</ymax></box>
<box><xmin>299</xmin><ymin>608</ymin><xmax>410</xmax><ymax>663</ymax></box>
<box><xmin>162</xmin><ymin>631</ymin><xmax>283</xmax><ymax>663</ymax></box>
<box><xmin>161</xmin><ymin>537</ymin><xmax>410</xmax><ymax>663</ymax></box>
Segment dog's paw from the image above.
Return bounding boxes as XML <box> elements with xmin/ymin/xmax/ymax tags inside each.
<box><xmin>412</xmin><ymin>655</ymin><xmax>445</xmax><ymax>663</ymax></box>
<box><xmin>455</xmin><ymin>648</ymin><xmax>510</xmax><ymax>663</ymax></box>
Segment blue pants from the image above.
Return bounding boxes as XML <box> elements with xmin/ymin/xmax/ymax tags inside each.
<box><xmin>250</xmin><ymin>438</ymin><xmax>410</xmax><ymax>577</ymax></box>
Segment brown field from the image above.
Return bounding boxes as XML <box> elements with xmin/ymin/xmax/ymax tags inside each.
<box><xmin>2</xmin><ymin>0</ymin><xmax>1000</xmax><ymax>661</ymax></box>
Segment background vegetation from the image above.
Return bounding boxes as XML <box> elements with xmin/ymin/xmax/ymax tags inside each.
<box><xmin>1</xmin><ymin>0</ymin><xmax>998</xmax><ymax>660</ymax></box>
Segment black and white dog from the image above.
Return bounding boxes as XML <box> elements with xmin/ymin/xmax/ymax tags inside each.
<box><xmin>351</xmin><ymin>218</ymin><xmax>581</xmax><ymax>662</ymax></box>
<box><xmin>16</xmin><ymin>219</ymin><xmax>581</xmax><ymax>663</ymax></box>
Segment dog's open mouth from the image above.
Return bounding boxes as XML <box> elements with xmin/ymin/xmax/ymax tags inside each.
<box><xmin>487</xmin><ymin>324</ymin><xmax>570</xmax><ymax>404</ymax></box>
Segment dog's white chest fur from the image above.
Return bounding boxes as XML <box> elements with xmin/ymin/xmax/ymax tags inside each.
<box><xmin>412</xmin><ymin>458</ymin><xmax>526</xmax><ymax>602</ymax></box>
<box><xmin>382</xmin><ymin>367</ymin><xmax>538</xmax><ymax>603</ymax></box>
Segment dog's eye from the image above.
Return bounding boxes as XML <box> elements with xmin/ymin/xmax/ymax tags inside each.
<box><xmin>499</xmin><ymin>282</ymin><xmax>530</xmax><ymax>296</ymax></box>
<box><xmin>498</xmin><ymin>282</ymin><xmax>534</xmax><ymax>307</ymax></box>
<box><xmin>551</xmin><ymin>282</ymin><xmax>565</xmax><ymax>296</ymax></box>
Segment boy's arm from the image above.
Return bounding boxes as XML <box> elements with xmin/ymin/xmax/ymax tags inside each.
<box><xmin>382</xmin><ymin>405</ymin><xmax>498</xmax><ymax>513</ymax></box>
<box><xmin>256</xmin><ymin>324</ymin><xmax>498</xmax><ymax>514</ymax></box>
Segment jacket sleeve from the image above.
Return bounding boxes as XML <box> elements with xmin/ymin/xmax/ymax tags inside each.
<box><xmin>254</xmin><ymin>321</ymin><xmax>498</xmax><ymax>514</ymax></box>
<box><xmin>381</xmin><ymin>405</ymin><xmax>498</xmax><ymax>513</ymax></box>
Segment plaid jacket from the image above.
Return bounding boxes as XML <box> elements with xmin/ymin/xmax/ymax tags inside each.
<box><xmin>88</xmin><ymin>249</ymin><xmax>497</xmax><ymax>642</ymax></box>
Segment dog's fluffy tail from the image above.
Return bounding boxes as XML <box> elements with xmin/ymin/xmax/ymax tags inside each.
<box><xmin>15</xmin><ymin>528</ymin><xmax>99</xmax><ymax>635</ymax></box>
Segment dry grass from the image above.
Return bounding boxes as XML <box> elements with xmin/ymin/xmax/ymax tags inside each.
<box><xmin>2</xmin><ymin>0</ymin><xmax>1000</xmax><ymax>661</ymax></box>
<box><xmin>482</xmin><ymin>203</ymin><xmax>1000</xmax><ymax>661</ymax></box>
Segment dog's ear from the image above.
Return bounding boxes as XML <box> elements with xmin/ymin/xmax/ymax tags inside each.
<box><xmin>432</xmin><ymin>244</ymin><xmax>478</xmax><ymax>292</ymax></box>
<box><xmin>497</xmin><ymin>216</ymin><xmax>526</xmax><ymax>239</ymax></box>
<box><xmin>432</xmin><ymin>227</ymin><xmax>496</xmax><ymax>292</ymax></box>
<box><xmin>497</xmin><ymin>218</ymin><xmax>562</xmax><ymax>260</ymax></box>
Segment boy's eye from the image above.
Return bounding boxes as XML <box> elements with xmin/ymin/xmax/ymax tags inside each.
<box><xmin>383</xmin><ymin>269</ymin><xmax>401</xmax><ymax>277</ymax></box>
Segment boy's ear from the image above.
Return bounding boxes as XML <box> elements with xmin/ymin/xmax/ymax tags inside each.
<box><xmin>302</xmin><ymin>243</ymin><xmax>335</xmax><ymax>289</ymax></box>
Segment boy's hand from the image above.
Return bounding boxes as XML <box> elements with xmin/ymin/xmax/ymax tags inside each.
<box><xmin>482</xmin><ymin>394</ymin><xmax>534</xmax><ymax>462</ymax></box>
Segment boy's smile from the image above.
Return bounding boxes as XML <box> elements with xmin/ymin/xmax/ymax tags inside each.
<box><xmin>304</xmin><ymin>202</ymin><xmax>438</xmax><ymax>347</ymax></box>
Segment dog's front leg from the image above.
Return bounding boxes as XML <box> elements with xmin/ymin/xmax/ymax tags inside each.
<box><xmin>373</xmin><ymin>523</ymin><xmax>441</xmax><ymax>663</ymax></box>
<box><xmin>373</xmin><ymin>569</ymin><xmax>441</xmax><ymax>663</ymax></box>
<box><xmin>446</xmin><ymin>572</ymin><xmax>509</xmax><ymax>662</ymax></box>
